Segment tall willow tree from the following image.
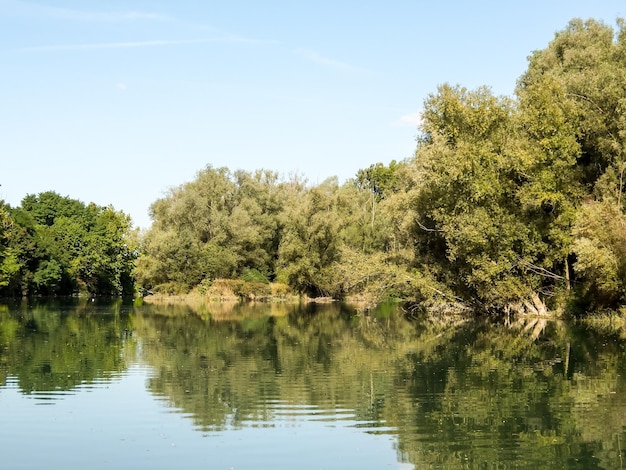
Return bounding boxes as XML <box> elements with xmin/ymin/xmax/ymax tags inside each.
<box><xmin>409</xmin><ymin>18</ymin><xmax>626</xmax><ymax>313</ymax></box>
<box><xmin>136</xmin><ymin>166</ymin><xmax>286</xmax><ymax>292</ymax></box>
<box><xmin>276</xmin><ymin>177</ymin><xmax>344</xmax><ymax>297</ymax></box>
<box><xmin>133</xmin><ymin>18</ymin><xmax>626</xmax><ymax>311</ymax></box>
<box><xmin>410</xmin><ymin>85</ymin><xmax>549</xmax><ymax>312</ymax></box>
<box><xmin>518</xmin><ymin>18</ymin><xmax>626</xmax><ymax>309</ymax></box>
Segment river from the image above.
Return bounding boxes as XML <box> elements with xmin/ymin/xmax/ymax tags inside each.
<box><xmin>0</xmin><ymin>298</ymin><xmax>624</xmax><ymax>469</ymax></box>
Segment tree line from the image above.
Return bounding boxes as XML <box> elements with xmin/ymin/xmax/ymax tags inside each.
<box><xmin>0</xmin><ymin>192</ymin><xmax>136</xmax><ymax>297</ymax></box>
<box><xmin>3</xmin><ymin>18</ymin><xmax>626</xmax><ymax>314</ymax></box>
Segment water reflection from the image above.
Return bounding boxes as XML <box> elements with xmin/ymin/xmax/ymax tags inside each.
<box><xmin>0</xmin><ymin>299</ymin><xmax>625</xmax><ymax>468</ymax></box>
<box><xmin>0</xmin><ymin>299</ymin><xmax>132</xmax><ymax>401</ymax></box>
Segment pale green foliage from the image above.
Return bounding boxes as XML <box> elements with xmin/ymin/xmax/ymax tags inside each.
<box><xmin>128</xmin><ymin>17</ymin><xmax>626</xmax><ymax>312</ymax></box>
<box><xmin>405</xmin><ymin>20</ymin><xmax>626</xmax><ymax>312</ymax></box>
<box><xmin>277</xmin><ymin>177</ymin><xmax>343</xmax><ymax>296</ymax></box>
<box><xmin>355</xmin><ymin>160</ymin><xmax>403</xmax><ymax>200</ymax></box>
<box><xmin>0</xmin><ymin>250</ymin><xmax>20</xmax><ymax>289</ymax></box>
<box><xmin>514</xmin><ymin>18</ymin><xmax>626</xmax><ymax>310</ymax></box>
<box><xmin>572</xmin><ymin>201</ymin><xmax>626</xmax><ymax>306</ymax></box>
<box><xmin>412</xmin><ymin>85</ymin><xmax>547</xmax><ymax>308</ymax></box>
<box><xmin>347</xmin><ymin>161</ymin><xmax>412</xmax><ymax>256</ymax></box>
<box><xmin>274</xmin><ymin>172</ymin><xmax>415</xmax><ymax>298</ymax></box>
<box><xmin>519</xmin><ymin>18</ymin><xmax>626</xmax><ymax>185</ymax></box>
<box><xmin>329</xmin><ymin>246</ymin><xmax>425</xmax><ymax>304</ymax></box>
<box><xmin>140</xmin><ymin>166</ymin><xmax>284</xmax><ymax>292</ymax></box>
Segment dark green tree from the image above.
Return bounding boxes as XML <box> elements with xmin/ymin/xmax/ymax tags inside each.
<box><xmin>0</xmin><ymin>192</ymin><xmax>136</xmax><ymax>297</ymax></box>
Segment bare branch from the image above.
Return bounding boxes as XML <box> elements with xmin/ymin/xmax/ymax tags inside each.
<box><xmin>566</xmin><ymin>93</ymin><xmax>605</xmax><ymax>114</ymax></box>
<box><xmin>516</xmin><ymin>258</ymin><xmax>564</xmax><ymax>280</ymax></box>
<box><xmin>416</xmin><ymin>221</ymin><xmax>444</xmax><ymax>232</ymax></box>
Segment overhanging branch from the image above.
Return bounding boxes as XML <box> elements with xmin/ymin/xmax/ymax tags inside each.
<box><xmin>416</xmin><ymin>221</ymin><xmax>444</xmax><ymax>232</ymax></box>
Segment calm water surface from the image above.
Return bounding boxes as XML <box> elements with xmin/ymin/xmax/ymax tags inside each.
<box><xmin>0</xmin><ymin>299</ymin><xmax>625</xmax><ymax>469</ymax></box>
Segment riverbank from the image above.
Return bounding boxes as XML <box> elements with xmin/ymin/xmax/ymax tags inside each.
<box><xmin>142</xmin><ymin>278</ymin><xmax>384</xmax><ymax>308</ymax></box>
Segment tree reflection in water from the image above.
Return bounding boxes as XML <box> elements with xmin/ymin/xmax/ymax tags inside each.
<box><xmin>1</xmin><ymin>299</ymin><xmax>625</xmax><ymax>468</ymax></box>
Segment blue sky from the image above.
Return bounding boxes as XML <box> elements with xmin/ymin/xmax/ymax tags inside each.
<box><xmin>2</xmin><ymin>1</ymin><xmax>625</xmax><ymax>229</ymax></box>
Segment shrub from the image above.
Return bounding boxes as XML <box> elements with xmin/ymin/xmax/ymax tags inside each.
<box><xmin>152</xmin><ymin>282</ymin><xmax>188</xmax><ymax>295</ymax></box>
<box><xmin>239</xmin><ymin>268</ymin><xmax>270</xmax><ymax>284</ymax></box>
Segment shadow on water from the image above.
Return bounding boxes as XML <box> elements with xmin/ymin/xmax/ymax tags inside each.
<box><xmin>1</xmin><ymin>298</ymin><xmax>626</xmax><ymax>468</ymax></box>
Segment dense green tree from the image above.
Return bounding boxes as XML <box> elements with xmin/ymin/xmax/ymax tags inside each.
<box><xmin>0</xmin><ymin>203</ymin><xmax>22</xmax><ymax>292</ymax></box>
<box><xmin>410</xmin><ymin>85</ymin><xmax>547</xmax><ymax>311</ymax></box>
<box><xmin>0</xmin><ymin>192</ymin><xmax>135</xmax><ymax>297</ymax></box>
<box><xmin>21</xmin><ymin>191</ymin><xmax>85</xmax><ymax>227</ymax></box>
<box><xmin>347</xmin><ymin>161</ymin><xmax>410</xmax><ymax>255</ymax></box>
<box><xmin>276</xmin><ymin>177</ymin><xmax>344</xmax><ymax>296</ymax></box>
<box><xmin>138</xmin><ymin>166</ymin><xmax>286</xmax><ymax>292</ymax></box>
<box><xmin>571</xmin><ymin>200</ymin><xmax>626</xmax><ymax>307</ymax></box>
<box><xmin>2</xmin><ymin>207</ymin><xmax>39</xmax><ymax>296</ymax></box>
<box><xmin>228</xmin><ymin>169</ymin><xmax>284</xmax><ymax>276</ymax></box>
<box><xmin>355</xmin><ymin>160</ymin><xmax>403</xmax><ymax>201</ymax></box>
<box><xmin>122</xmin><ymin>17</ymin><xmax>626</xmax><ymax>312</ymax></box>
<box><xmin>401</xmin><ymin>19</ymin><xmax>626</xmax><ymax>313</ymax></box>
<box><xmin>75</xmin><ymin>205</ymin><xmax>136</xmax><ymax>295</ymax></box>
<box><xmin>515</xmin><ymin>18</ymin><xmax>626</xmax><ymax>309</ymax></box>
<box><xmin>519</xmin><ymin>19</ymin><xmax>626</xmax><ymax>188</ymax></box>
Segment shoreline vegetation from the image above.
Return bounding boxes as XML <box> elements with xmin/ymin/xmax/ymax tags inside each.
<box><xmin>4</xmin><ymin>18</ymin><xmax>626</xmax><ymax>319</ymax></box>
<box><xmin>142</xmin><ymin>279</ymin><xmax>378</xmax><ymax>309</ymax></box>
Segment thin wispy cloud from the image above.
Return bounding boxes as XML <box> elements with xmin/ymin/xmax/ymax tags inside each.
<box><xmin>23</xmin><ymin>36</ymin><xmax>275</xmax><ymax>52</ymax></box>
<box><xmin>7</xmin><ymin>1</ymin><xmax>276</xmax><ymax>54</ymax></box>
<box><xmin>295</xmin><ymin>48</ymin><xmax>369</xmax><ymax>73</ymax></box>
<box><xmin>23</xmin><ymin>39</ymin><xmax>206</xmax><ymax>52</ymax></box>
<box><xmin>223</xmin><ymin>34</ymin><xmax>278</xmax><ymax>46</ymax></box>
<box><xmin>4</xmin><ymin>0</ymin><xmax>173</xmax><ymax>22</ymax></box>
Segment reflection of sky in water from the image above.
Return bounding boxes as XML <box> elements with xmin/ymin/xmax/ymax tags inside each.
<box><xmin>0</xmin><ymin>364</ymin><xmax>406</xmax><ymax>470</ymax></box>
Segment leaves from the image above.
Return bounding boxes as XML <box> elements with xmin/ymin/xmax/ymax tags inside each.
<box><xmin>0</xmin><ymin>193</ymin><xmax>135</xmax><ymax>296</ymax></box>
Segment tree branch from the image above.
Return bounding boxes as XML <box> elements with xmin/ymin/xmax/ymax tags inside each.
<box><xmin>416</xmin><ymin>221</ymin><xmax>444</xmax><ymax>232</ymax></box>
<box><xmin>516</xmin><ymin>258</ymin><xmax>564</xmax><ymax>280</ymax></box>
